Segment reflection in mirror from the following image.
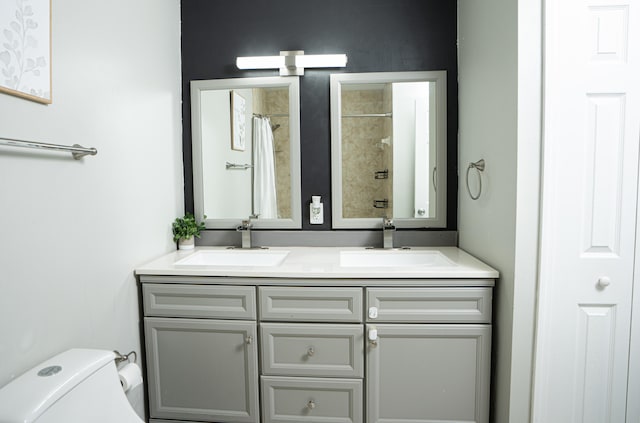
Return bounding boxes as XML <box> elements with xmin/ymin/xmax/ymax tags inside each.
<box><xmin>330</xmin><ymin>71</ymin><xmax>447</xmax><ymax>229</ymax></box>
<box><xmin>191</xmin><ymin>77</ymin><xmax>301</xmax><ymax>228</ymax></box>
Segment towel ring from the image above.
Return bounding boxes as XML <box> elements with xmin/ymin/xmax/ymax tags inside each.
<box><xmin>466</xmin><ymin>159</ymin><xmax>485</xmax><ymax>200</ymax></box>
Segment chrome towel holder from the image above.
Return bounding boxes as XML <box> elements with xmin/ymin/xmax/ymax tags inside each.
<box><xmin>226</xmin><ymin>161</ymin><xmax>253</xmax><ymax>170</ymax></box>
<box><xmin>0</xmin><ymin>136</ymin><xmax>97</xmax><ymax>159</ymax></box>
<box><xmin>466</xmin><ymin>159</ymin><xmax>485</xmax><ymax>200</ymax></box>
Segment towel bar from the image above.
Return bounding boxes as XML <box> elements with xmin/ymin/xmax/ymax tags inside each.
<box><xmin>0</xmin><ymin>136</ymin><xmax>97</xmax><ymax>160</ymax></box>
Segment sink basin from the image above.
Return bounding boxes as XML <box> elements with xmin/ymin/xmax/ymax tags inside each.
<box><xmin>339</xmin><ymin>249</ymin><xmax>454</xmax><ymax>267</ymax></box>
<box><xmin>175</xmin><ymin>249</ymin><xmax>289</xmax><ymax>267</ymax></box>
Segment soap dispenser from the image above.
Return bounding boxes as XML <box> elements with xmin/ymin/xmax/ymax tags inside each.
<box><xmin>310</xmin><ymin>196</ymin><xmax>323</xmax><ymax>224</ymax></box>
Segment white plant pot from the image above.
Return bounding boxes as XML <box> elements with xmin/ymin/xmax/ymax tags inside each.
<box><xmin>178</xmin><ymin>236</ymin><xmax>195</xmax><ymax>250</ymax></box>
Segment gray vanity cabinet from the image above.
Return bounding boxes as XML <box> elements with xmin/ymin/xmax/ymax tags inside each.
<box><xmin>143</xmin><ymin>284</ymin><xmax>259</xmax><ymax>423</ymax></box>
<box><xmin>140</xmin><ymin>278</ymin><xmax>493</xmax><ymax>423</ymax></box>
<box><xmin>365</xmin><ymin>287</ymin><xmax>492</xmax><ymax>423</ymax></box>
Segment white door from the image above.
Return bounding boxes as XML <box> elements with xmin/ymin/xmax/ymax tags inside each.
<box><xmin>533</xmin><ymin>0</ymin><xmax>640</xmax><ymax>421</ymax></box>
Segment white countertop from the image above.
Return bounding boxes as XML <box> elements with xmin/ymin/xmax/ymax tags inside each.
<box><xmin>135</xmin><ymin>246</ymin><xmax>498</xmax><ymax>280</ymax></box>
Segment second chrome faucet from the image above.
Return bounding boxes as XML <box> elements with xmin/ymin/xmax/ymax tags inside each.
<box><xmin>382</xmin><ymin>217</ymin><xmax>395</xmax><ymax>249</ymax></box>
<box><xmin>236</xmin><ymin>219</ymin><xmax>252</xmax><ymax>249</ymax></box>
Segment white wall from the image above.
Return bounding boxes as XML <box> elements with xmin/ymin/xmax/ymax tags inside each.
<box><xmin>0</xmin><ymin>0</ymin><xmax>183</xmax><ymax>406</ymax></box>
<box><xmin>201</xmin><ymin>89</ymin><xmax>253</xmax><ymax>218</ymax></box>
<box><xmin>458</xmin><ymin>1</ymin><xmax>542</xmax><ymax>422</ymax></box>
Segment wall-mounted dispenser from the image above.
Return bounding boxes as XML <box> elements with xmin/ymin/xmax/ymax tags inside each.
<box><xmin>310</xmin><ymin>196</ymin><xmax>323</xmax><ymax>224</ymax></box>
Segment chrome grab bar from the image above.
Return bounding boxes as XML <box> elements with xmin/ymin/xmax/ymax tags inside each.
<box><xmin>226</xmin><ymin>161</ymin><xmax>253</xmax><ymax>170</ymax></box>
<box><xmin>0</xmin><ymin>136</ymin><xmax>97</xmax><ymax>159</ymax></box>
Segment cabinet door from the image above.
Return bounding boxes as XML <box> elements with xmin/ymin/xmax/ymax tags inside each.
<box><xmin>366</xmin><ymin>324</ymin><xmax>490</xmax><ymax>423</ymax></box>
<box><xmin>144</xmin><ymin>317</ymin><xmax>259</xmax><ymax>423</ymax></box>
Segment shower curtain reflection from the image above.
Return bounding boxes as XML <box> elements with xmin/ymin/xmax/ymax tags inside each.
<box><xmin>252</xmin><ymin>116</ymin><xmax>278</xmax><ymax>218</ymax></box>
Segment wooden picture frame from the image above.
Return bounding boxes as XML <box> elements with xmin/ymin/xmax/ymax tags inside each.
<box><xmin>230</xmin><ymin>90</ymin><xmax>246</xmax><ymax>151</ymax></box>
<box><xmin>0</xmin><ymin>0</ymin><xmax>52</xmax><ymax>104</ymax></box>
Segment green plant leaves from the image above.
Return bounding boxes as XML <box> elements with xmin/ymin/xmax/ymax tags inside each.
<box><xmin>172</xmin><ymin>213</ymin><xmax>206</xmax><ymax>242</ymax></box>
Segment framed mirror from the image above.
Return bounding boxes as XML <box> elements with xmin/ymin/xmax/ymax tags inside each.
<box><xmin>330</xmin><ymin>71</ymin><xmax>447</xmax><ymax>229</ymax></box>
<box><xmin>191</xmin><ymin>76</ymin><xmax>301</xmax><ymax>228</ymax></box>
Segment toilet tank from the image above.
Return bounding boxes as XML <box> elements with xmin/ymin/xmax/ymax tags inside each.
<box><xmin>0</xmin><ymin>349</ymin><xmax>142</xmax><ymax>423</ymax></box>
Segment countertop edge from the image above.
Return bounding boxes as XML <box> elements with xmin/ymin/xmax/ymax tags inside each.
<box><xmin>135</xmin><ymin>246</ymin><xmax>499</xmax><ymax>281</ymax></box>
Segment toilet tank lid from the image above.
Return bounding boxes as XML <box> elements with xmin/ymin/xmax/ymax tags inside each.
<box><xmin>0</xmin><ymin>349</ymin><xmax>115</xmax><ymax>423</ymax></box>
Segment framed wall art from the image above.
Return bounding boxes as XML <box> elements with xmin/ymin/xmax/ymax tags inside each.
<box><xmin>230</xmin><ymin>90</ymin><xmax>246</xmax><ymax>151</ymax></box>
<box><xmin>0</xmin><ymin>0</ymin><xmax>51</xmax><ymax>104</ymax></box>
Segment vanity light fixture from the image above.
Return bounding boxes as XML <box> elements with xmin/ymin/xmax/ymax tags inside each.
<box><xmin>236</xmin><ymin>50</ymin><xmax>347</xmax><ymax>76</ymax></box>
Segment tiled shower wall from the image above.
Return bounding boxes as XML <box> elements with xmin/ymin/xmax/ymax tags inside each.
<box><xmin>341</xmin><ymin>87</ymin><xmax>393</xmax><ymax>218</ymax></box>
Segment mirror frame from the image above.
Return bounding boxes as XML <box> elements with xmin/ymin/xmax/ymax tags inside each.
<box><xmin>330</xmin><ymin>71</ymin><xmax>447</xmax><ymax>229</ymax></box>
<box><xmin>191</xmin><ymin>76</ymin><xmax>302</xmax><ymax>229</ymax></box>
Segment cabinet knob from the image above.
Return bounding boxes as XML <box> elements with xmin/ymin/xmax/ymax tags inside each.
<box><xmin>246</xmin><ymin>336</ymin><xmax>253</xmax><ymax>345</ymax></box>
<box><xmin>307</xmin><ymin>347</ymin><xmax>315</xmax><ymax>357</ymax></box>
<box><xmin>307</xmin><ymin>400</ymin><xmax>316</xmax><ymax>410</ymax></box>
<box><xmin>597</xmin><ymin>276</ymin><xmax>611</xmax><ymax>289</ymax></box>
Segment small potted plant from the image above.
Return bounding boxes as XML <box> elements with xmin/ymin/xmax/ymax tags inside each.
<box><xmin>172</xmin><ymin>213</ymin><xmax>206</xmax><ymax>250</ymax></box>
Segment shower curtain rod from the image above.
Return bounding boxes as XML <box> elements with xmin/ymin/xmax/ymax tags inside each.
<box><xmin>252</xmin><ymin>112</ymin><xmax>289</xmax><ymax>118</ymax></box>
<box><xmin>343</xmin><ymin>112</ymin><xmax>392</xmax><ymax>118</ymax></box>
<box><xmin>0</xmin><ymin>136</ymin><xmax>97</xmax><ymax>159</ymax></box>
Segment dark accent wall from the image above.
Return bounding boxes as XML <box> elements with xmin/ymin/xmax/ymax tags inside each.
<box><xmin>181</xmin><ymin>0</ymin><xmax>458</xmax><ymax>230</ymax></box>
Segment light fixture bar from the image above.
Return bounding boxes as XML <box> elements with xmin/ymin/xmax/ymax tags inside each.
<box><xmin>236</xmin><ymin>55</ymin><xmax>285</xmax><ymax>69</ymax></box>
<box><xmin>236</xmin><ymin>51</ymin><xmax>347</xmax><ymax>76</ymax></box>
<box><xmin>295</xmin><ymin>54</ymin><xmax>347</xmax><ymax>68</ymax></box>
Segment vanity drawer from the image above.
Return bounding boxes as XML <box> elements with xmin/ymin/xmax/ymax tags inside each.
<box><xmin>143</xmin><ymin>284</ymin><xmax>256</xmax><ymax>319</ymax></box>
<box><xmin>261</xmin><ymin>376</ymin><xmax>363</xmax><ymax>423</ymax></box>
<box><xmin>366</xmin><ymin>287</ymin><xmax>492</xmax><ymax>323</ymax></box>
<box><xmin>261</xmin><ymin>323</ymin><xmax>364</xmax><ymax>377</ymax></box>
<box><xmin>259</xmin><ymin>287</ymin><xmax>363</xmax><ymax>322</ymax></box>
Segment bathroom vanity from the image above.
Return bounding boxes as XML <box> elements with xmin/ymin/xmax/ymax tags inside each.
<box><xmin>136</xmin><ymin>247</ymin><xmax>497</xmax><ymax>423</ymax></box>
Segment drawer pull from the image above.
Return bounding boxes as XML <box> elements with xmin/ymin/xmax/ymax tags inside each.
<box><xmin>307</xmin><ymin>347</ymin><xmax>315</xmax><ymax>357</ymax></box>
<box><xmin>246</xmin><ymin>335</ymin><xmax>253</xmax><ymax>345</ymax></box>
<box><xmin>307</xmin><ymin>400</ymin><xmax>316</xmax><ymax>409</ymax></box>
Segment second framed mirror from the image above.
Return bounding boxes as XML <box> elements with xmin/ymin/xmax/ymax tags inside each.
<box><xmin>330</xmin><ymin>71</ymin><xmax>447</xmax><ymax>229</ymax></box>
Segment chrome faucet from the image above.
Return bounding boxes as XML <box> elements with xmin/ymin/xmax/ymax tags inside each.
<box><xmin>382</xmin><ymin>217</ymin><xmax>395</xmax><ymax>249</ymax></box>
<box><xmin>236</xmin><ymin>219</ymin><xmax>252</xmax><ymax>249</ymax></box>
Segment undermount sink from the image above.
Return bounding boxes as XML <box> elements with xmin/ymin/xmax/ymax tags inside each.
<box><xmin>175</xmin><ymin>249</ymin><xmax>289</xmax><ymax>267</ymax></box>
<box><xmin>339</xmin><ymin>249</ymin><xmax>454</xmax><ymax>267</ymax></box>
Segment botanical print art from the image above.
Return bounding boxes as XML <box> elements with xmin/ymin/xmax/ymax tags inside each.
<box><xmin>231</xmin><ymin>90</ymin><xmax>246</xmax><ymax>151</ymax></box>
<box><xmin>0</xmin><ymin>0</ymin><xmax>51</xmax><ymax>104</ymax></box>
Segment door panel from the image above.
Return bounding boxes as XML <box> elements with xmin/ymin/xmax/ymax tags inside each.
<box><xmin>534</xmin><ymin>0</ymin><xmax>640</xmax><ymax>421</ymax></box>
<box><xmin>144</xmin><ymin>318</ymin><xmax>259</xmax><ymax>423</ymax></box>
<box><xmin>366</xmin><ymin>324</ymin><xmax>490</xmax><ymax>423</ymax></box>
